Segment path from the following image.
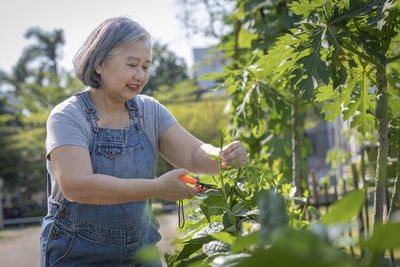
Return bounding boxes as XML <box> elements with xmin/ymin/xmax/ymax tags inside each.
<box><xmin>0</xmin><ymin>213</ymin><xmax>179</xmax><ymax>267</ymax></box>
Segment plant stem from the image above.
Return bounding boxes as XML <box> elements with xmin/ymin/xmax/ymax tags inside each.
<box><xmin>341</xmin><ymin>43</ymin><xmax>378</xmax><ymax>66</ymax></box>
<box><xmin>387</xmin><ymin>54</ymin><xmax>400</xmax><ymax>64</ymax></box>
<box><xmin>218</xmin><ymin>131</ymin><xmax>237</xmax><ymax>234</ymax></box>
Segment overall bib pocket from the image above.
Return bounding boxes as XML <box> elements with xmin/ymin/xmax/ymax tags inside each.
<box><xmin>96</xmin><ymin>143</ymin><xmax>125</xmax><ymax>159</ymax></box>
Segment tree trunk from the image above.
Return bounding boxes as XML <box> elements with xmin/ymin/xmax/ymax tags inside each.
<box><xmin>373</xmin><ymin>64</ymin><xmax>389</xmax><ymax>226</ymax></box>
<box><xmin>388</xmin><ymin>149</ymin><xmax>400</xmax><ymax>220</ymax></box>
<box><xmin>292</xmin><ymin>101</ymin><xmax>302</xmax><ymax>198</ymax></box>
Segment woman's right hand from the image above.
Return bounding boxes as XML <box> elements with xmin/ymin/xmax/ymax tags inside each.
<box><xmin>154</xmin><ymin>169</ymin><xmax>199</xmax><ymax>201</ymax></box>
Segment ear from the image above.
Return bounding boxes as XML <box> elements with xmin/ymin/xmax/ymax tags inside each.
<box><xmin>95</xmin><ymin>62</ymin><xmax>103</xmax><ymax>75</ymax></box>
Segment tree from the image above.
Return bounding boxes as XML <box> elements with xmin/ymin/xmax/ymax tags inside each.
<box><xmin>0</xmin><ymin>28</ymin><xmax>65</xmax><ymax>97</ymax></box>
<box><xmin>23</xmin><ymin>27</ymin><xmax>65</xmax><ymax>75</ymax></box>
<box><xmin>0</xmin><ymin>27</ymin><xmax>81</xmax><ymax>203</ymax></box>
<box><xmin>178</xmin><ymin>0</ymin><xmax>235</xmax><ymax>39</ymax></box>
<box><xmin>192</xmin><ymin>0</ymin><xmax>311</xmax><ymax>195</ymax></box>
<box><xmin>144</xmin><ymin>41</ymin><xmax>188</xmax><ymax>95</ymax></box>
<box><xmin>266</xmin><ymin>0</ymin><xmax>399</xmax><ymax>226</ymax></box>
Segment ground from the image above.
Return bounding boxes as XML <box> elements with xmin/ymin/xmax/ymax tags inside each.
<box><xmin>0</xmin><ymin>213</ymin><xmax>179</xmax><ymax>267</ymax></box>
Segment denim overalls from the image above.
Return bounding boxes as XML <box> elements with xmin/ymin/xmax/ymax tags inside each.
<box><xmin>40</xmin><ymin>91</ymin><xmax>162</xmax><ymax>267</ymax></box>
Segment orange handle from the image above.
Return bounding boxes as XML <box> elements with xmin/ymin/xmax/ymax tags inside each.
<box><xmin>179</xmin><ymin>176</ymin><xmax>206</xmax><ymax>193</ymax></box>
<box><xmin>179</xmin><ymin>175</ymin><xmax>198</xmax><ymax>185</ymax></box>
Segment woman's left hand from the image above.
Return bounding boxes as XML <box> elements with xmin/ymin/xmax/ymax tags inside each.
<box><xmin>220</xmin><ymin>141</ymin><xmax>248</xmax><ymax>169</ymax></box>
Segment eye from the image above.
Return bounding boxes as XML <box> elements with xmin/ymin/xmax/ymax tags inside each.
<box><xmin>143</xmin><ymin>66</ymin><xmax>150</xmax><ymax>72</ymax></box>
<box><xmin>128</xmin><ymin>64</ymin><xmax>137</xmax><ymax>68</ymax></box>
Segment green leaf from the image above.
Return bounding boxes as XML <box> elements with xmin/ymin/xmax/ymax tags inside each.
<box><xmin>321</xmin><ymin>189</ymin><xmax>365</xmax><ymax>225</ymax></box>
<box><xmin>231</xmin><ymin>201</ymin><xmax>249</xmax><ymax>216</ymax></box>
<box><xmin>199</xmin><ymin>72</ymin><xmax>227</xmax><ymax>81</ymax></box>
<box><xmin>231</xmin><ymin>232</ymin><xmax>259</xmax><ymax>252</ymax></box>
<box><xmin>257</xmin><ymin>190</ymin><xmax>289</xmax><ymax>244</ymax></box>
<box><xmin>315</xmin><ymin>85</ymin><xmax>338</xmax><ymax>102</ymax></box>
<box><xmin>202</xmin><ymin>240</ymin><xmax>231</xmax><ymax>257</ymax></box>
<box><xmin>206</xmin><ymin>153</ymin><xmax>221</xmax><ymax>161</ymax></box>
<box><xmin>321</xmin><ymin>101</ymin><xmax>342</xmax><ymax>122</ymax></box>
<box><xmin>212</xmin><ymin>253</ymin><xmax>251</xmax><ymax>267</ymax></box>
<box><xmin>343</xmin><ymin>63</ymin><xmax>375</xmax><ymax>136</ymax></box>
<box><xmin>211</xmin><ymin>232</ymin><xmax>237</xmax><ymax>245</ymax></box>
<box><xmin>361</xmin><ymin>222</ymin><xmax>400</xmax><ymax>252</ymax></box>
<box><xmin>137</xmin><ymin>245</ymin><xmax>160</xmax><ymax>264</ymax></box>
<box><xmin>176</xmin><ymin>243</ymin><xmax>203</xmax><ymax>261</ymax></box>
<box><xmin>329</xmin><ymin>0</ymin><xmax>391</xmax><ymax>27</ymax></box>
<box><xmin>290</xmin><ymin>0</ymin><xmax>324</xmax><ymax>17</ymax></box>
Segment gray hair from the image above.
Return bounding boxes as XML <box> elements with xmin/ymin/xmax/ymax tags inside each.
<box><xmin>73</xmin><ymin>17</ymin><xmax>151</xmax><ymax>89</ymax></box>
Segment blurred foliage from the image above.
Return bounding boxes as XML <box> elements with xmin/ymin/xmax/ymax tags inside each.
<box><xmin>144</xmin><ymin>41</ymin><xmax>188</xmax><ymax>95</ymax></box>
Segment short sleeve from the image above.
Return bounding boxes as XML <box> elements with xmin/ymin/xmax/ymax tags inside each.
<box><xmin>46</xmin><ymin>106</ymin><xmax>90</xmax><ymax>160</ymax></box>
<box><xmin>155</xmin><ymin>101</ymin><xmax>177</xmax><ymax>140</ymax></box>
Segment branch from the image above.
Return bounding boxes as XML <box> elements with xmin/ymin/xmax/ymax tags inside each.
<box><xmin>387</xmin><ymin>54</ymin><xmax>400</xmax><ymax>64</ymax></box>
<box><xmin>341</xmin><ymin>43</ymin><xmax>379</xmax><ymax>66</ymax></box>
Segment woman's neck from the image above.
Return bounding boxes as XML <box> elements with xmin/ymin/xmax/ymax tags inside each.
<box><xmin>88</xmin><ymin>88</ymin><xmax>130</xmax><ymax>129</ymax></box>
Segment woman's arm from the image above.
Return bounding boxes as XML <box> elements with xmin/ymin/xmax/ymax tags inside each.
<box><xmin>50</xmin><ymin>145</ymin><xmax>198</xmax><ymax>204</ymax></box>
<box><xmin>158</xmin><ymin>123</ymin><xmax>248</xmax><ymax>175</ymax></box>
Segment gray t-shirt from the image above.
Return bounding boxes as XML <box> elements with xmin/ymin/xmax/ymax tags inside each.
<box><xmin>46</xmin><ymin>92</ymin><xmax>177</xmax><ymax>202</ymax></box>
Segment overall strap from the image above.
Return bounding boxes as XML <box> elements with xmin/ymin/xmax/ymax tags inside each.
<box><xmin>126</xmin><ymin>97</ymin><xmax>143</xmax><ymax>131</ymax></box>
<box><xmin>46</xmin><ymin>173</ymin><xmax>52</xmax><ymax>198</ymax></box>
<box><xmin>76</xmin><ymin>91</ymin><xmax>99</xmax><ymax>133</ymax></box>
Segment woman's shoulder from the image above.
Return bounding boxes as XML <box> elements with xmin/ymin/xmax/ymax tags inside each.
<box><xmin>49</xmin><ymin>93</ymin><xmax>86</xmax><ymax>121</ymax></box>
<box><xmin>134</xmin><ymin>94</ymin><xmax>160</xmax><ymax>106</ymax></box>
<box><xmin>134</xmin><ymin>94</ymin><xmax>166</xmax><ymax>113</ymax></box>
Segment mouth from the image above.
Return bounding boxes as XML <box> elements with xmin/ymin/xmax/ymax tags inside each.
<box><xmin>126</xmin><ymin>84</ymin><xmax>141</xmax><ymax>92</ymax></box>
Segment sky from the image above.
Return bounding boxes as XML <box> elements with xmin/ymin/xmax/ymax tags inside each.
<box><xmin>0</xmin><ymin>0</ymin><xmax>218</xmax><ymax>74</ymax></box>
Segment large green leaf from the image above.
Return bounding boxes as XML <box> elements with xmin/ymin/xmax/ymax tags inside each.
<box><xmin>328</xmin><ymin>0</ymin><xmax>391</xmax><ymax>27</ymax></box>
<box><xmin>290</xmin><ymin>0</ymin><xmax>324</xmax><ymax>17</ymax></box>
<box><xmin>343</xmin><ymin>63</ymin><xmax>375</xmax><ymax>135</ymax></box>
<box><xmin>211</xmin><ymin>232</ymin><xmax>237</xmax><ymax>245</ymax></box>
<box><xmin>361</xmin><ymin>222</ymin><xmax>400</xmax><ymax>252</ymax></box>
<box><xmin>321</xmin><ymin>189</ymin><xmax>366</xmax><ymax>225</ymax></box>
<box><xmin>231</xmin><ymin>232</ymin><xmax>259</xmax><ymax>252</ymax></box>
<box><xmin>287</xmin><ymin>25</ymin><xmax>332</xmax><ymax>100</ymax></box>
<box><xmin>257</xmin><ymin>190</ymin><xmax>289</xmax><ymax>245</ymax></box>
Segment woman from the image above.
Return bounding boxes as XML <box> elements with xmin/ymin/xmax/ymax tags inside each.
<box><xmin>40</xmin><ymin>17</ymin><xmax>247</xmax><ymax>266</ymax></box>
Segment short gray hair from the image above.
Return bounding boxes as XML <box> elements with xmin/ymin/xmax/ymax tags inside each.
<box><xmin>73</xmin><ymin>17</ymin><xmax>151</xmax><ymax>89</ymax></box>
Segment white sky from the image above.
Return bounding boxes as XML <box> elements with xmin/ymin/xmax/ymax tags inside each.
<box><xmin>0</xmin><ymin>0</ymin><xmax>218</xmax><ymax>74</ymax></box>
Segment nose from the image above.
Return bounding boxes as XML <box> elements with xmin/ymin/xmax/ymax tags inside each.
<box><xmin>134</xmin><ymin>67</ymin><xmax>147</xmax><ymax>81</ymax></box>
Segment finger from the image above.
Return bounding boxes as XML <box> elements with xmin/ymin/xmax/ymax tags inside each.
<box><xmin>221</xmin><ymin>141</ymin><xmax>242</xmax><ymax>156</ymax></box>
<box><xmin>173</xmin><ymin>168</ymin><xmax>189</xmax><ymax>178</ymax></box>
<box><xmin>222</xmin><ymin>146</ymin><xmax>246</xmax><ymax>162</ymax></box>
<box><xmin>224</xmin><ymin>157</ymin><xmax>248</xmax><ymax>168</ymax></box>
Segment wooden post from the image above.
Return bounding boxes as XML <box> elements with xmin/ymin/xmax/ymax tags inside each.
<box><xmin>324</xmin><ymin>183</ymin><xmax>329</xmax><ymax>206</ymax></box>
<box><xmin>311</xmin><ymin>170</ymin><xmax>319</xmax><ymax>207</ymax></box>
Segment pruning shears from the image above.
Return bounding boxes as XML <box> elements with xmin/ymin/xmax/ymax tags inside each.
<box><xmin>177</xmin><ymin>175</ymin><xmax>218</xmax><ymax>228</ymax></box>
<box><xmin>179</xmin><ymin>175</ymin><xmax>218</xmax><ymax>193</ymax></box>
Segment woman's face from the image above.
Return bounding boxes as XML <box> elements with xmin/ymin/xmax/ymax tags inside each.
<box><xmin>95</xmin><ymin>39</ymin><xmax>151</xmax><ymax>102</ymax></box>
